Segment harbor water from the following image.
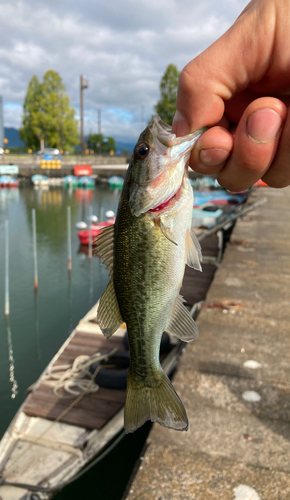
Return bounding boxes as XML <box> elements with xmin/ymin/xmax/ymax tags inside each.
<box><xmin>0</xmin><ymin>184</ymin><xmax>151</xmax><ymax>499</ymax></box>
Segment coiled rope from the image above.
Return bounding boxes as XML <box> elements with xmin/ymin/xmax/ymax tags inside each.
<box><xmin>43</xmin><ymin>349</ymin><xmax>117</xmax><ymax>398</ymax></box>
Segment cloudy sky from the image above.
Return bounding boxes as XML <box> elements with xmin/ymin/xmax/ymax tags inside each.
<box><xmin>0</xmin><ymin>0</ymin><xmax>248</xmax><ymax>144</ymax></box>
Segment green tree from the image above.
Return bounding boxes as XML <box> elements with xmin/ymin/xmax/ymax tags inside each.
<box><xmin>154</xmin><ymin>64</ymin><xmax>180</xmax><ymax>125</ymax></box>
<box><xmin>20</xmin><ymin>70</ymin><xmax>79</xmax><ymax>152</ymax></box>
<box><xmin>19</xmin><ymin>75</ymin><xmax>42</xmax><ymax>150</ymax></box>
<box><xmin>87</xmin><ymin>133</ymin><xmax>116</xmax><ymax>154</ymax></box>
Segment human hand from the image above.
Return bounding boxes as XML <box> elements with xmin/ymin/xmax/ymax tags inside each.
<box><xmin>172</xmin><ymin>0</ymin><xmax>290</xmax><ymax>191</ymax></box>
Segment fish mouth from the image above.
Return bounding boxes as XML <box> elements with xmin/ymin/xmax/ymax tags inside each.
<box><xmin>151</xmin><ymin>115</ymin><xmax>206</xmax><ymax>148</ymax></box>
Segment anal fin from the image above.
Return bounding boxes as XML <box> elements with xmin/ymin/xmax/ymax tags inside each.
<box><xmin>97</xmin><ymin>278</ymin><xmax>123</xmax><ymax>338</ymax></box>
<box><xmin>166</xmin><ymin>295</ymin><xmax>198</xmax><ymax>342</ymax></box>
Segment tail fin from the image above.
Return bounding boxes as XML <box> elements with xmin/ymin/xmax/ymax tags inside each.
<box><xmin>124</xmin><ymin>369</ymin><xmax>188</xmax><ymax>433</ymax></box>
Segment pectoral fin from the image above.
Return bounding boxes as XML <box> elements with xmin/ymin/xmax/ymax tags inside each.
<box><xmin>97</xmin><ymin>278</ymin><xmax>123</xmax><ymax>338</ymax></box>
<box><xmin>159</xmin><ymin>219</ymin><xmax>178</xmax><ymax>246</ymax></box>
<box><xmin>166</xmin><ymin>295</ymin><xmax>198</xmax><ymax>342</ymax></box>
<box><xmin>94</xmin><ymin>224</ymin><xmax>115</xmax><ymax>275</ymax></box>
<box><xmin>185</xmin><ymin>229</ymin><xmax>202</xmax><ymax>271</ymax></box>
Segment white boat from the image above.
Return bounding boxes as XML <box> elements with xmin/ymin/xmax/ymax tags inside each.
<box><xmin>0</xmin><ymin>302</ymin><xmax>189</xmax><ymax>500</ymax></box>
<box><xmin>31</xmin><ymin>175</ymin><xmax>49</xmax><ymax>187</ymax></box>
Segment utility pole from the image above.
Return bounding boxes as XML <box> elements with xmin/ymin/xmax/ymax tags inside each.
<box><xmin>80</xmin><ymin>75</ymin><xmax>89</xmax><ymax>155</ymax></box>
<box><xmin>0</xmin><ymin>96</ymin><xmax>4</xmax><ymax>148</ymax></box>
<box><xmin>141</xmin><ymin>105</ymin><xmax>145</xmax><ymax>132</ymax></box>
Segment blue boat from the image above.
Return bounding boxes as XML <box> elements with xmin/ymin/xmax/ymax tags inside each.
<box><xmin>78</xmin><ymin>176</ymin><xmax>95</xmax><ymax>188</ymax></box>
<box><xmin>108</xmin><ymin>176</ymin><xmax>124</xmax><ymax>189</ymax></box>
<box><xmin>63</xmin><ymin>175</ymin><xmax>78</xmax><ymax>188</ymax></box>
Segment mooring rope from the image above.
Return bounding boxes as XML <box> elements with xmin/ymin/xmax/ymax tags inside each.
<box><xmin>43</xmin><ymin>350</ymin><xmax>117</xmax><ymax>398</ymax></box>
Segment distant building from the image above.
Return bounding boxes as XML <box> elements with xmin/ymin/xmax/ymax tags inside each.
<box><xmin>0</xmin><ymin>96</ymin><xmax>3</xmax><ymax>147</ymax></box>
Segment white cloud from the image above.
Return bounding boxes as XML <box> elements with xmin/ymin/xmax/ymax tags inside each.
<box><xmin>0</xmin><ymin>0</ymin><xmax>249</xmax><ymax>141</ymax></box>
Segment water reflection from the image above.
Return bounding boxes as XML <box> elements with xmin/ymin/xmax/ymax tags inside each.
<box><xmin>0</xmin><ymin>188</ymin><xmax>20</xmax><ymax>208</ymax></box>
<box><xmin>67</xmin><ymin>274</ymin><xmax>73</xmax><ymax>334</ymax></box>
<box><xmin>34</xmin><ymin>295</ymin><xmax>42</xmax><ymax>361</ymax></box>
<box><xmin>89</xmin><ymin>259</ymin><xmax>94</xmax><ymax>308</ymax></box>
<box><xmin>0</xmin><ymin>184</ymin><xmax>118</xmax><ymax>443</ymax></box>
<box><xmin>5</xmin><ymin>318</ymin><xmax>18</xmax><ymax>400</ymax></box>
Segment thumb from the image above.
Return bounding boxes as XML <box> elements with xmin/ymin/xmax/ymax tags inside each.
<box><xmin>172</xmin><ymin>0</ymin><xmax>277</xmax><ymax>135</ymax></box>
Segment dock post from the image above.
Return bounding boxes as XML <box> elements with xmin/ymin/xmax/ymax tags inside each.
<box><xmin>32</xmin><ymin>208</ymin><xmax>38</xmax><ymax>292</ymax></box>
<box><xmin>6</xmin><ymin>317</ymin><xmax>18</xmax><ymax>399</ymax></box>
<box><xmin>5</xmin><ymin>220</ymin><xmax>9</xmax><ymax>317</ymax></box>
<box><xmin>88</xmin><ymin>205</ymin><xmax>93</xmax><ymax>259</ymax></box>
<box><xmin>67</xmin><ymin>206</ymin><xmax>72</xmax><ymax>273</ymax></box>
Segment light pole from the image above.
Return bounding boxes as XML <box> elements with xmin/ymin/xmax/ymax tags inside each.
<box><xmin>80</xmin><ymin>75</ymin><xmax>89</xmax><ymax>155</ymax></box>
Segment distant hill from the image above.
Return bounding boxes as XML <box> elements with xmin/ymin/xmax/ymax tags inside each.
<box><xmin>4</xmin><ymin>127</ymin><xmax>24</xmax><ymax>147</ymax></box>
<box><xmin>4</xmin><ymin>127</ymin><xmax>136</xmax><ymax>153</ymax></box>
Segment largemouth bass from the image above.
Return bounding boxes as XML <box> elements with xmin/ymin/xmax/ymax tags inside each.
<box><xmin>95</xmin><ymin>115</ymin><xmax>206</xmax><ymax>433</ymax></box>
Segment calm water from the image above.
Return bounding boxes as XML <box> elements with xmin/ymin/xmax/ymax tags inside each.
<box><xmin>0</xmin><ymin>185</ymin><xmax>151</xmax><ymax>499</ymax></box>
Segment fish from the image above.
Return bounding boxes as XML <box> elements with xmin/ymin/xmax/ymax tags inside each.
<box><xmin>95</xmin><ymin>115</ymin><xmax>206</xmax><ymax>433</ymax></box>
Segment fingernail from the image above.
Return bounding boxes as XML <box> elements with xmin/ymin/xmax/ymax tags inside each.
<box><xmin>200</xmin><ymin>148</ymin><xmax>230</xmax><ymax>166</ymax></box>
<box><xmin>246</xmin><ymin>108</ymin><xmax>282</xmax><ymax>143</ymax></box>
<box><xmin>172</xmin><ymin>110</ymin><xmax>190</xmax><ymax>136</ymax></box>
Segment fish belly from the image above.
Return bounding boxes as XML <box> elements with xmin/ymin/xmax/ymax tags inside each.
<box><xmin>115</xmin><ymin>209</ymin><xmax>184</xmax><ymax>372</ymax></box>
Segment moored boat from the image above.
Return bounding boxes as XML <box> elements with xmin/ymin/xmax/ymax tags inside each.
<box><xmin>77</xmin><ymin>176</ymin><xmax>95</xmax><ymax>188</ymax></box>
<box><xmin>78</xmin><ymin>221</ymin><xmax>114</xmax><ymax>246</ymax></box>
<box><xmin>63</xmin><ymin>175</ymin><xmax>78</xmax><ymax>188</ymax></box>
<box><xmin>108</xmin><ymin>176</ymin><xmax>124</xmax><ymax>189</ymax></box>
<box><xmin>0</xmin><ymin>175</ymin><xmax>19</xmax><ymax>187</ymax></box>
<box><xmin>31</xmin><ymin>174</ymin><xmax>49</xmax><ymax>186</ymax></box>
<box><xmin>0</xmin><ymin>300</ymin><xmax>192</xmax><ymax>500</ymax></box>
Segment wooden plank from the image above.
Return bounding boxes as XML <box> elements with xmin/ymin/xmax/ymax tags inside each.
<box><xmin>24</xmin><ymin>401</ymin><xmax>108</xmax><ymax>429</ymax></box>
<box><xmin>23</xmin><ymin>331</ymin><xmax>127</xmax><ymax>430</ymax></box>
<box><xmin>72</xmin><ymin>330</ymin><xmax>124</xmax><ymax>345</ymax></box>
<box><xmin>181</xmin><ymin>263</ymin><xmax>217</xmax><ymax>307</ymax></box>
<box><xmin>38</xmin><ymin>382</ymin><xmax>127</xmax><ymax>404</ymax></box>
<box><xmin>27</xmin><ymin>386</ymin><xmax>124</xmax><ymax>412</ymax></box>
<box><xmin>23</xmin><ymin>386</ymin><xmax>125</xmax><ymax>429</ymax></box>
<box><xmin>69</xmin><ymin>335</ymin><xmax>124</xmax><ymax>349</ymax></box>
<box><xmin>200</xmin><ymin>234</ymin><xmax>219</xmax><ymax>253</ymax></box>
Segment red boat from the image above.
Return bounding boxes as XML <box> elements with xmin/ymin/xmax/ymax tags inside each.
<box><xmin>78</xmin><ymin>219</ymin><xmax>115</xmax><ymax>246</ymax></box>
<box><xmin>0</xmin><ymin>175</ymin><xmax>19</xmax><ymax>187</ymax></box>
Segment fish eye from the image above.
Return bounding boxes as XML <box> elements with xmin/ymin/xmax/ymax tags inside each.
<box><xmin>134</xmin><ymin>143</ymin><xmax>149</xmax><ymax>159</ymax></box>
